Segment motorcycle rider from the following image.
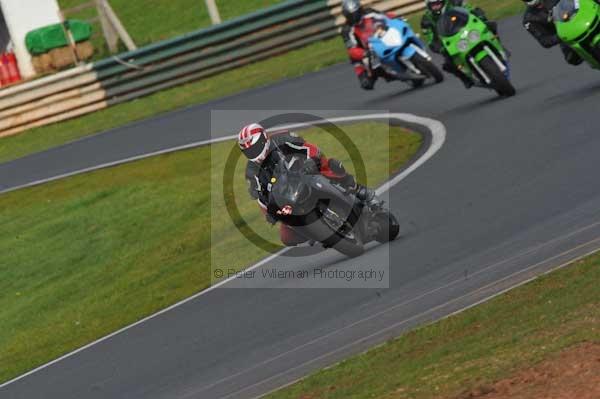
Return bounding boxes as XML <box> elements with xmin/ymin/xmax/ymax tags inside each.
<box><xmin>239</xmin><ymin>123</ymin><xmax>378</xmax><ymax>246</ymax></box>
<box><xmin>521</xmin><ymin>0</ymin><xmax>583</xmax><ymax>65</ymax></box>
<box><xmin>421</xmin><ymin>0</ymin><xmax>498</xmax><ymax>88</ymax></box>
<box><xmin>341</xmin><ymin>0</ymin><xmax>398</xmax><ymax>90</ymax></box>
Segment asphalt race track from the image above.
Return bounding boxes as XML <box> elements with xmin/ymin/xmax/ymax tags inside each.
<box><xmin>3</xmin><ymin>16</ymin><xmax>600</xmax><ymax>399</ymax></box>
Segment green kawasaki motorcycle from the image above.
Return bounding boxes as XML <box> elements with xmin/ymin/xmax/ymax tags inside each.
<box><xmin>553</xmin><ymin>0</ymin><xmax>600</xmax><ymax>68</ymax></box>
<box><xmin>437</xmin><ymin>7</ymin><xmax>516</xmax><ymax>97</ymax></box>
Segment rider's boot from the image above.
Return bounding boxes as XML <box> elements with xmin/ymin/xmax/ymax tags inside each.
<box><xmin>442</xmin><ymin>62</ymin><xmax>473</xmax><ymax>89</ymax></box>
<box><xmin>457</xmin><ymin>74</ymin><xmax>474</xmax><ymax>89</ymax></box>
<box><xmin>452</xmin><ymin>68</ymin><xmax>474</xmax><ymax>89</ymax></box>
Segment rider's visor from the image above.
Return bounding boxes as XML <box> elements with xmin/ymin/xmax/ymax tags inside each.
<box><xmin>242</xmin><ymin>133</ymin><xmax>268</xmax><ymax>160</ymax></box>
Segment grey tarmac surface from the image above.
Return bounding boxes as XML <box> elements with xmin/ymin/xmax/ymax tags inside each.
<box><xmin>3</xmin><ymin>16</ymin><xmax>600</xmax><ymax>399</ymax></box>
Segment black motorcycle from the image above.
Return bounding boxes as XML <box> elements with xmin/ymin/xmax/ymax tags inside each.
<box><xmin>267</xmin><ymin>153</ymin><xmax>400</xmax><ymax>257</ymax></box>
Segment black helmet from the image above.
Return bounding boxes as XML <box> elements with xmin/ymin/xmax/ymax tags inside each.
<box><xmin>342</xmin><ymin>0</ymin><xmax>363</xmax><ymax>25</ymax></box>
<box><xmin>426</xmin><ymin>0</ymin><xmax>446</xmax><ymax>15</ymax></box>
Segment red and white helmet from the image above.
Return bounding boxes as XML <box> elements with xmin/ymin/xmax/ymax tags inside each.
<box><xmin>238</xmin><ymin>123</ymin><xmax>271</xmax><ymax>163</ymax></box>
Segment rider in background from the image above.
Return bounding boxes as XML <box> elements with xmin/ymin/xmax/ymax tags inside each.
<box><xmin>421</xmin><ymin>0</ymin><xmax>498</xmax><ymax>88</ymax></box>
<box><xmin>341</xmin><ymin>0</ymin><xmax>398</xmax><ymax>90</ymax></box>
<box><xmin>238</xmin><ymin>123</ymin><xmax>377</xmax><ymax>246</ymax></box>
<box><xmin>521</xmin><ymin>0</ymin><xmax>583</xmax><ymax>65</ymax></box>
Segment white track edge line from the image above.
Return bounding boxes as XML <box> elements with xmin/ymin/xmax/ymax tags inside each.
<box><xmin>0</xmin><ymin>136</ymin><xmax>233</xmax><ymax>194</ymax></box>
<box><xmin>0</xmin><ymin>113</ymin><xmax>446</xmax><ymax>389</ymax></box>
<box><xmin>184</xmin><ymin>212</ymin><xmax>600</xmax><ymax>397</ymax></box>
<box><xmin>252</xmin><ymin>244</ymin><xmax>600</xmax><ymax>399</ymax></box>
<box><xmin>0</xmin><ymin>113</ymin><xmax>435</xmax><ymax>195</ymax></box>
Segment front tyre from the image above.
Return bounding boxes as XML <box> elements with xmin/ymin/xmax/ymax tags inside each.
<box><xmin>299</xmin><ymin>205</ymin><xmax>365</xmax><ymax>258</ymax></box>
<box><xmin>320</xmin><ymin>204</ymin><xmax>365</xmax><ymax>257</ymax></box>
<box><xmin>479</xmin><ymin>56</ymin><xmax>516</xmax><ymax>97</ymax></box>
<box><xmin>411</xmin><ymin>52</ymin><xmax>444</xmax><ymax>83</ymax></box>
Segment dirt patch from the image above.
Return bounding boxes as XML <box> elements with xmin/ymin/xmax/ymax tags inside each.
<box><xmin>456</xmin><ymin>342</ymin><xmax>600</xmax><ymax>399</ymax></box>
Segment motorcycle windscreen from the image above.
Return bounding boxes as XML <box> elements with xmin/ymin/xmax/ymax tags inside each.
<box><xmin>270</xmin><ymin>165</ymin><xmax>313</xmax><ymax>216</ymax></box>
<box><xmin>379</xmin><ymin>27</ymin><xmax>403</xmax><ymax>47</ymax></box>
<box><xmin>553</xmin><ymin>0</ymin><xmax>579</xmax><ymax>22</ymax></box>
<box><xmin>553</xmin><ymin>0</ymin><xmax>600</xmax><ymax>43</ymax></box>
<box><xmin>437</xmin><ymin>8</ymin><xmax>470</xmax><ymax>37</ymax></box>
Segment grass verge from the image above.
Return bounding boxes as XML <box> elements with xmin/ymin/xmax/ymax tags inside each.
<box><xmin>0</xmin><ymin>38</ymin><xmax>347</xmax><ymax>164</ymax></box>
<box><xmin>58</xmin><ymin>0</ymin><xmax>285</xmax><ymax>59</ymax></box>
<box><xmin>0</xmin><ymin>0</ymin><xmax>524</xmax><ymax>164</ymax></box>
<box><xmin>0</xmin><ymin>122</ymin><xmax>421</xmax><ymax>384</ymax></box>
<box><xmin>264</xmin><ymin>256</ymin><xmax>599</xmax><ymax>399</ymax></box>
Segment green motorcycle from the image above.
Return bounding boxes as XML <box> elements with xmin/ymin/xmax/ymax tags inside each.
<box><xmin>437</xmin><ymin>7</ymin><xmax>515</xmax><ymax>97</ymax></box>
<box><xmin>553</xmin><ymin>0</ymin><xmax>600</xmax><ymax>68</ymax></box>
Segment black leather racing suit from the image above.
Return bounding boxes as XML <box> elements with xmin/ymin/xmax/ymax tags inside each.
<box><xmin>245</xmin><ymin>132</ymin><xmax>359</xmax><ymax>246</ymax></box>
<box><xmin>245</xmin><ymin>133</ymin><xmax>355</xmax><ymax>214</ymax></box>
<box><xmin>523</xmin><ymin>2</ymin><xmax>583</xmax><ymax>65</ymax></box>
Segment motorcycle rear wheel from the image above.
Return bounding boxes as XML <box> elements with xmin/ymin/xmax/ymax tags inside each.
<box><xmin>374</xmin><ymin>211</ymin><xmax>400</xmax><ymax>243</ymax></box>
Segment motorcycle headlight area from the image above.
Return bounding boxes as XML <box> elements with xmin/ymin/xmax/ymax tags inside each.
<box><xmin>457</xmin><ymin>39</ymin><xmax>469</xmax><ymax>52</ymax></box>
<box><xmin>381</xmin><ymin>28</ymin><xmax>403</xmax><ymax>47</ymax></box>
<box><xmin>553</xmin><ymin>0</ymin><xmax>580</xmax><ymax>22</ymax></box>
<box><xmin>467</xmin><ymin>30</ymin><xmax>481</xmax><ymax>43</ymax></box>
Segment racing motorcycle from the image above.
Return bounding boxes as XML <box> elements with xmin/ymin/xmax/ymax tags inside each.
<box><xmin>267</xmin><ymin>153</ymin><xmax>399</xmax><ymax>258</ymax></box>
<box><xmin>437</xmin><ymin>6</ymin><xmax>516</xmax><ymax>96</ymax></box>
<box><xmin>553</xmin><ymin>0</ymin><xmax>600</xmax><ymax>69</ymax></box>
<box><xmin>368</xmin><ymin>16</ymin><xmax>444</xmax><ymax>88</ymax></box>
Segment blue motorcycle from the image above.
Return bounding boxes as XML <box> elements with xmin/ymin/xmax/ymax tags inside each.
<box><xmin>368</xmin><ymin>17</ymin><xmax>443</xmax><ymax>88</ymax></box>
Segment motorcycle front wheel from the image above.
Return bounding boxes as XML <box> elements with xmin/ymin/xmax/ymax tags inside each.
<box><xmin>298</xmin><ymin>204</ymin><xmax>364</xmax><ymax>258</ymax></box>
<box><xmin>410</xmin><ymin>53</ymin><xmax>444</xmax><ymax>83</ymax></box>
<box><xmin>478</xmin><ymin>56</ymin><xmax>516</xmax><ymax>97</ymax></box>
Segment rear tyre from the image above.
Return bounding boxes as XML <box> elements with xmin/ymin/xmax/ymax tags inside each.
<box><xmin>374</xmin><ymin>211</ymin><xmax>400</xmax><ymax>243</ymax></box>
<box><xmin>479</xmin><ymin>56</ymin><xmax>516</xmax><ymax>97</ymax></box>
<box><xmin>411</xmin><ymin>53</ymin><xmax>444</xmax><ymax>83</ymax></box>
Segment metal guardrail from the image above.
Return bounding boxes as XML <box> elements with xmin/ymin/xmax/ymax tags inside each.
<box><xmin>0</xmin><ymin>0</ymin><xmax>425</xmax><ymax>138</ymax></box>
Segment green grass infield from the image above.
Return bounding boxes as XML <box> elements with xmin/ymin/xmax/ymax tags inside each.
<box><xmin>0</xmin><ymin>122</ymin><xmax>422</xmax><ymax>383</ymax></box>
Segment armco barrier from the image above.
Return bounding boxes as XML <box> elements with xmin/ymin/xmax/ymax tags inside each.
<box><xmin>0</xmin><ymin>0</ymin><xmax>425</xmax><ymax>138</ymax></box>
